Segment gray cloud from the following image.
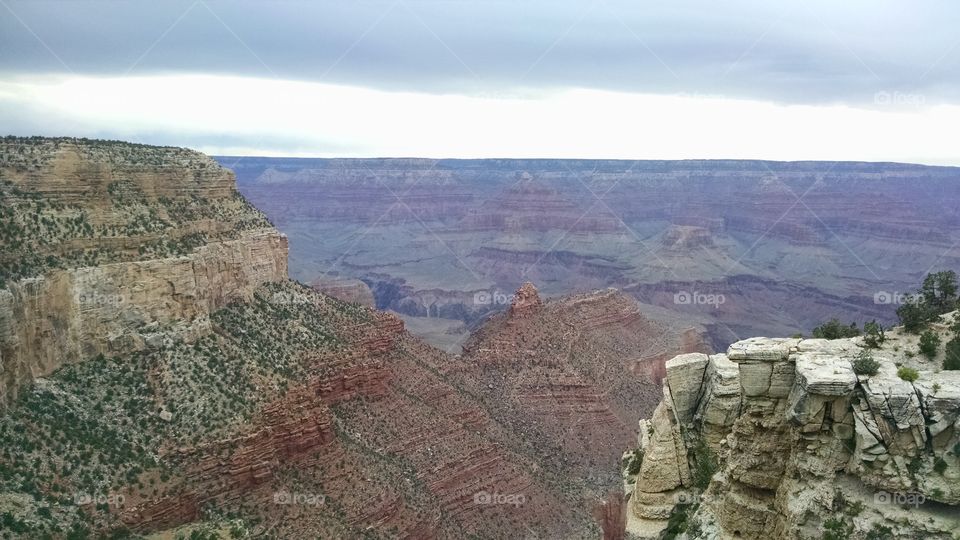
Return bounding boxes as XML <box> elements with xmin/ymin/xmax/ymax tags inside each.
<box><xmin>2</xmin><ymin>0</ymin><xmax>959</xmax><ymax>105</ymax></box>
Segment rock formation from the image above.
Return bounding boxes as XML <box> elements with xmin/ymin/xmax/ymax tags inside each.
<box><xmin>0</xmin><ymin>137</ymin><xmax>285</xmax><ymax>405</ymax></box>
<box><xmin>626</xmin><ymin>317</ymin><xmax>960</xmax><ymax>539</ymax></box>
<box><xmin>508</xmin><ymin>281</ymin><xmax>543</xmax><ymax>318</ymax></box>
<box><xmin>456</xmin><ymin>284</ymin><xmax>711</xmax><ymax>492</ymax></box>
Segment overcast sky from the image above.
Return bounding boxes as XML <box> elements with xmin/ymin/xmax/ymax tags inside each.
<box><xmin>2</xmin><ymin>1</ymin><xmax>959</xmax><ymax>163</ymax></box>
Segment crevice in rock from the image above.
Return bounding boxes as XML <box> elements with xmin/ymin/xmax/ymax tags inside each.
<box><xmin>912</xmin><ymin>383</ymin><xmax>935</xmax><ymax>454</ymax></box>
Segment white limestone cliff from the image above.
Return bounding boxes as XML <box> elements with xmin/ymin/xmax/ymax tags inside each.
<box><xmin>626</xmin><ymin>321</ymin><xmax>960</xmax><ymax>539</ymax></box>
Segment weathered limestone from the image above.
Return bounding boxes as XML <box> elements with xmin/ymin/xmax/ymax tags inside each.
<box><xmin>694</xmin><ymin>354</ymin><xmax>741</xmax><ymax>447</ymax></box>
<box><xmin>628</xmin><ymin>327</ymin><xmax>960</xmax><ymax>539</ymax></box>
<box><xmin>665</xmin><ymin>352</ymin><xmax>709</xmax><ymax>425</ymax></box>
<box><xmin>0</xmin><ymin>229</ymin><xmax>288</xmax><ymax>404</ymax></box>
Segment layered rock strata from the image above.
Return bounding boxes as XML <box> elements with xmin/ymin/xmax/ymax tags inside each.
<box><xmin>628</xmin><ymin>325</ymin><xmax>960</xmax><ymax>539</ymax></box>
<box><xmin>0</xmin><ymin>137</ymin><xmax>286</xmax><ymax>404</ymax></box>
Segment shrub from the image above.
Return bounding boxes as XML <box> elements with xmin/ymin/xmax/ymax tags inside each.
<box><xmin>897</xmin><ymin>366</ymin><xmax>919</xmax><ymax>382</ymax></box>
<box><xmin>896</xmin><ymin>300</ymin><xmax>929</xmax><ymax>333</ymax></box>
<box><xmin>813</xmin><ymin>319</ymin><xmax>861</xmax><ymax>340</ymax></box>
<box><xmin>933</xmin><ymin>457</ymin><xmax>948</xmax><ymax>474</ymax></box>
<box><xmin>625</xmin><ymin>449</ymin><xmax>644</xmax><ymax>475</ymax></box>
<box><xmin>944</xmin><ymin>337</ymin><xmax>960</xmax><ymax>370</ymax></box>
<box><xmin>921</xmin><ymin>270</ymin><xmax>958</xmax><ymax>315</ymax></box>
<box><xmin>866</xmin><ymin>524</ymin><xmax>894</xmax><ymax>540</ymax></box>
<box><xmin>691</xmin><ymin>441</ymin><xmax>718</xmax><ymax>489</ymax></box>
<box><xmin>852</xmin><ymin>351</ymin><xmax>880</xmax><ymax>376</ymax></box>
<box><xmin>919</xmin><ymin>330</ymin><xmax>941</xmax><ymax>359</ymax></box>
<box><xmin>822</xmin><ymin>517</ymin><xmax>853</xmax><ymax>540</ymax></box>
<box><xmin>863</xmin><ymin>320</ymin><xmax>885</xmax><ymax>348</ymax></box>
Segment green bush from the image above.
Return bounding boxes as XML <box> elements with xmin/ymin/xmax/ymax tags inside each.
<box><xmin>944</xmin><ymin>337</ymin><xmax>960</xmax><ymax>370</ymax></box>
<box><xmin>897</xmin><ymin>366</ymin><xmax>919</xmax><ymax>382</ymax></box>
<box><xmin>822</xmin><ymin>517</ymin><xmax>853</xmax><ymax>540</ymax></box>
<box><xmin>863</xmin><ymin>320</ymin><xmax>885</xmax><ymax>348</ymax></box>
<box><xmin>866</xmin><ymin>523</ymin><xmax>894</xmax><ymax>540</ymax></box>
<box><xmin>921</xmin><ymin>270</ymin><xmax>958</xmax><ymax>315</ymax></box>
<box><xmin>812</xmin><ymin>319</ymin><xmax>860</xmax><ymax>340</ymax></box>
<box><xmin>691</xmin><ymin>441</ymin><xmax>718</xmax><ymax>489</ymax></box>
<box><xmin>896</xmin><ymin>300</ymin><xmax>929</xmax><ymax>333</ymax></box>
<box><xmin>919</xmin><ymin>330</ymin><xmax>941</xmax><ymax>359</ymax></box>
<box><xmin>852</xmin><ymin>350</ymin><xmax>880</xmax><ymax>376</ymax></box>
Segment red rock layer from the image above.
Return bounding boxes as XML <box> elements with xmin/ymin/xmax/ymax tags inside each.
<box><xmin>121</xmin><ymin>385</ymin><xmax>339</xmax><ymax>531</ymax></box>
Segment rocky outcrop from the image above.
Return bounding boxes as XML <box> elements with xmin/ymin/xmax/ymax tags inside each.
<box><xmin>0</xmin><ymin>230</ymin><xmax>287</xmax><ymax>404</ymax></box>
<box><xmin>508</xmin><ymin>281</ymin><xmax>543</xmax><ymax>318</ymax></box>
<box><xmin>457</xmin><ymin>284</ymin><xmax>711</xmax><ymax>497</ymax></box>
<box><xmin>628</xmin><ymin>324</ymin><xmax>960</xmax><ymax>539</ymax></box>
<box><xmin>0</xmin><ymin>138</ymin><xmax>286</xmax><ymax>405</ymax></box>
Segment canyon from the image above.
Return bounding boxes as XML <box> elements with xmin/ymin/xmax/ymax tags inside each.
<box><xmin>2</xmin><ymin>139</ymin><xmax>957</xmax><ymax>539</ymax></box>
<box><xmin>0</xmin><ymin>138</ymin><xmax>698</xmax><ymax>539</ymax></box>
<box><xmin>225</xmin><ymin>157</ymin><xmax>960</xmax><ymax>353</ymax></box>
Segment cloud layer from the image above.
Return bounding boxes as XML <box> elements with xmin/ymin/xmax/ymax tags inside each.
<box><xmin>1</xmin><ymin>1</ymin><xmax>958</xmax><ymax>160</ymax></box>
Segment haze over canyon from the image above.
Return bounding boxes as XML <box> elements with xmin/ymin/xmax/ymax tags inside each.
<box><xmin>227</xmin><ymin>157</ymin><xmax>960</xmax><ymax>354</ymax></box>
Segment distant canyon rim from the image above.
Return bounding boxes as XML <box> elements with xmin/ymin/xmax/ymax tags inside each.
<box><xmin>225</xmin><ymin>157</ymin><xmax>960</xmax><ymax>353</ymax></box>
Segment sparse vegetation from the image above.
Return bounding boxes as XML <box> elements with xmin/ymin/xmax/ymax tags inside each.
<box><xmin>897</xmin><ymin>270</ymin><xmax>959</xmax><ymax>333</ymax></box>
<box><xmin>897</xmin><ymin>366</ymin><xmax>919</xmax><ymax>382</ymax></box>
<box><xmin>624</xmin><ymin>449</ymin><xmax>644</xmax><ymax>476</ymax></box>
<box><xmin>945</xmin><ymin>337</ymin><xmax>960</xmax><ymax>370</ymax></box>
<box><xmin>863</xmin><ymin>320</ymin><xmax>885</xmax><ymax>348</ymax></box>
<box><xmin>691</xmin><ymin>441</ymin><xmax>718</xmax><ymax>489</ymax></box>
<box><xmin>0</xmin><ymin>138</ymin><xmax>271</xmax><ymax>286</ymax></box>
<box><xmin>852</xmin><ymin>350</ymin><xmax>880</xmax><ymax>376</ymax></box>
<box><xmin>0</xmin><ymin>280</ymin><xmax>361</xmax><ymax>536</ymax></box>
<box><xmin>919</xmin><ymin>330</ymin><xmax>941</xmax><ymax>359</ymax></box>
<box><xmin>813</xmin><ymin>319</ymin><xmax>861</xmax><ymax>340</ymax></box>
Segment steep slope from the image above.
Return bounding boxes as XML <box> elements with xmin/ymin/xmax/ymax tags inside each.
<box><xmin>627</xmin><ymin>317</ymin><xmax>960</xmax><ymax>539</ymax></box>
<box><xmin>451</xmin><ymin>283</ymin><xmax>710</xmax><ymax>494</ymax></box>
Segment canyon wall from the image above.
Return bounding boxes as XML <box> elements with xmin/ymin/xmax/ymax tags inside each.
<box><xmin>627</xmin><ymin>318</ymin><xmax>960</xmax><ymax>539</ymax></box>
<box><xmin>0</xmin><ymin>138</ymin><xmax>287</xmax><ymax>404</ymax></box>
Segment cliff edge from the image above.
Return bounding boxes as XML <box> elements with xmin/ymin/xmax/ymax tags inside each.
<box><xmin>627</xmin><ymin>316</ymin><xmax>960</xmax><ymax>539</ymax></box>
<box><xmin>0</xmin><ymin>137</ymin><xmax>288</xmax><ymax>404</ymax></box>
